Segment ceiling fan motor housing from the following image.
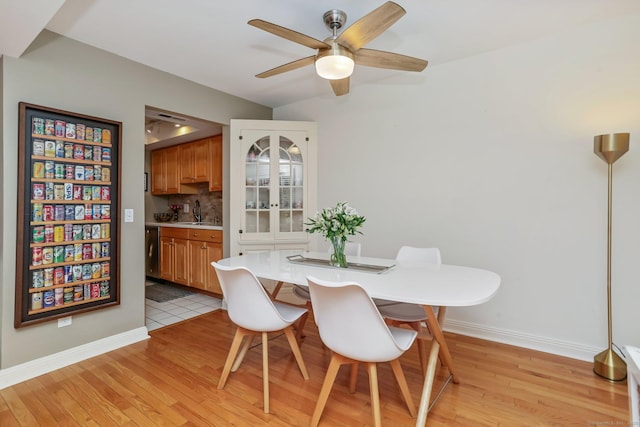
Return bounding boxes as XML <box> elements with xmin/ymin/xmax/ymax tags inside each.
<box><xmin>323</xmin><ymin>9</ymin><xmax>347</xmax><ymax>35</ymax></box>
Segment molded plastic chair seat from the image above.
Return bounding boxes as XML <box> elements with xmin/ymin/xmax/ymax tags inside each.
<box><xmin>212</xmin><ymin>262</ymin><xmax>310</xmax><ymax>414</ymax></box>
<box><xmin>380</xmin><ymin>302</ymin><xmax>431</xmax><ymax>322</ymax></box>
<box><xmin>307</xmin><ymin>275</ymin><xmax>417</xmax><ymax>427</ymax></box>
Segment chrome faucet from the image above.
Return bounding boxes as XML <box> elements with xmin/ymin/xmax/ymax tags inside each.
<box><xmin>193</xmin><ymin>200</ymin><xmax>202</xmax><ymax>222</ymax></box>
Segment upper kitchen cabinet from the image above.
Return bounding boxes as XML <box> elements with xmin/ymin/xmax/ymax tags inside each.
<box><xmin>230</xmin><ymin>120</ymin><xmax>317</xmax><ymax>256</ymax></box>
<box><xmin>208</xmin><ymin>135</ymin><xmax>222</xmax><ymax>192</ymax></box>
<box><xmin>151</xmin><ymin>145</ymin><xmax>186</xmax><ymax>194</ymax></box>
<box><xmin>179</xmin><ymin>137</ymin><xmax>213</xmax><ymax>184</ymax></box>
<box><xmin>151</xmin><ymin>136</ymin><xmax>222</xmax><ymax>195</ymax></box>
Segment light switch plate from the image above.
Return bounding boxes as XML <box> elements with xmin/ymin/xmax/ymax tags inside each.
<box><xmin>124</xmin><ymin>208</ymin><xmax>134</xmax><ymax>222</ymax></box>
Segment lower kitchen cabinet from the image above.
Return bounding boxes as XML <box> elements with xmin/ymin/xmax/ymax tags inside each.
<box><xmin>188</xmin><ymin>229</ymin><xmax>222</xmax><ymax>294</ymax></box>
<box><xmin>160</xmin><ymin>227</ymin><xmax>223</xmax><ymax>294</ymax></box>
<box><xmin>159</xmin><ymin>228</ymin><xmax>189</xmax><ymax>285</ymax></box>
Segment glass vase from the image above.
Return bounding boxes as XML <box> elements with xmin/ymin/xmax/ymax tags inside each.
<box><xmin>329</xmin><ymin>236</ymin><xmax>348</xmax><ymax>268</ymax></box>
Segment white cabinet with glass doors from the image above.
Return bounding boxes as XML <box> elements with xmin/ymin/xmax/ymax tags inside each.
<box><xmin>230</xmin><ymin>120</ymin><xmax>317</xmax><ymax>256</ymax></box>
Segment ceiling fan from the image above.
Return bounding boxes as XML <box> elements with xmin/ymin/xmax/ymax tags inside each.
<box><xmin>248</xmin><ymin>1</ymin><xmax>428</xmax><ymax>96</ymax></box>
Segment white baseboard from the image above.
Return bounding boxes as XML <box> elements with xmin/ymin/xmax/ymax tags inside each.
<box><xmin>444</xmin><ymin>319</ymin><xmax>600</xmax><ymax>362</ymax></box>
<box><xmin>0</xmin><ymin>327</ymin><xmax>150</xmax><ymax>390</ymax></box>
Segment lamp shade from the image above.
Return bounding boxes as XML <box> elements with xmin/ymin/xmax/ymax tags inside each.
<box><xmin>594</xmin><ymin>133</ymin><xmax>629</xmax><ymax>165</ymax></box>
<box><xmin>315</xmin><ymin>55</ymin><xmax>354</xmax><ymax>80</ymax></box>
<box><xmin>315</xmin><ymin>42</ymin><xmax>355</xmax><ymax>80</ymax></box>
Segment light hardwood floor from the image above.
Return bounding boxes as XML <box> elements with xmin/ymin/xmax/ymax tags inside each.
<box><xmin>0</xmin><ymin>310</ymin><xmax>629</xmax><ymax>426</ymax></box>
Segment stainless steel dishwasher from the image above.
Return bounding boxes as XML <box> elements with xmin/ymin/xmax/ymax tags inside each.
<box><xmin>145</xmin><ymin>225</ymin><xmax>161</xmax><ymax>279</ymax></box>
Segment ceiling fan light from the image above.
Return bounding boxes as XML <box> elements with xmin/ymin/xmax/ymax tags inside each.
<box><xmin>315</xmin><ymin>54</ymin><xmax>354</xmax><ymax>80</ymax></box>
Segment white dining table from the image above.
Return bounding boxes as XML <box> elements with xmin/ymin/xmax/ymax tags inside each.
<box><xmin>217</xmin><ymin>250</ymin><xmax>501</xmax><ymax>426</ymax></box>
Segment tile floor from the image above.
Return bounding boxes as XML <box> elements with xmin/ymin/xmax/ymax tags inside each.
<box><xmin>145</xmin><ymin>280</ymin><xmax>223</xmax><ymax>331</ymax></box>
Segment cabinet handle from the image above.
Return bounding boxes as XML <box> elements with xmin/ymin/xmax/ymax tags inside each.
<box><xmin>201</xmin><ymin>245</ymin><xmax>207</xmax><ymax>249</ymax></box>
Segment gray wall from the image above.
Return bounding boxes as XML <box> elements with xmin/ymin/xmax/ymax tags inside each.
<box><xmin>0</xmin><ymin>31</ymin><xmax>271</xmax><ymax>368</ymax></box>
<box><xmin>275</xmin><ymin>13</ymin><xmax>640</xmax><ymax>359</ymax></box>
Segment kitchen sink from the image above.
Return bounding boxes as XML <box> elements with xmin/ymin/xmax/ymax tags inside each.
<box><xmin>176</xmin><ymin>221</ymin><xmax>216</xmax><ymax>226</ymax></box>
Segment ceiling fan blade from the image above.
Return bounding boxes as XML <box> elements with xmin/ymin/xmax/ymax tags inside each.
<box><xmin>330</xmin><ymin>78</ymin><xmax>350</xmax><ymax>96</ymax></box>
<box><xmin>355</xmin><ymin>48</ymin><xmax>427</xmax><ymax>72</ymax></box>
<box><xmin>248</xmin><ymin>19</ymin><xmax>330</xmax><ymax>50</ymax></box>
<box><xmin>335</xmin><ymin>1</ymin><xmax>406</xmax><ymax>51</ymax></box>
<box><xmin>255</xmin><ymin>56</ymin><xmax>316</xmax><ymax>78</ymax></box>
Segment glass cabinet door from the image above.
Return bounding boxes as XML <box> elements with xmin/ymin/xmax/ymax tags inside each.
<box><xmin>244</xmin><ymin>137</ymin><xmax>271</xmax><ymax>234</ymax></box>
<box><xmin>239</xmin><ymin>129</ymin><xmax>309</xmax><ymax>243</ymax></box>
<box><xmin>278</xmin><ymin>137</ymin><xmax>304</xmax><ymax>234</ymax></box>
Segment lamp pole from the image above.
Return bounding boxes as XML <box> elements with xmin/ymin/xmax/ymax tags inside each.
<box><xmin>593</xmin><ymin>133</ymin><xmax>629</xmax><ymax>382</ymax></box>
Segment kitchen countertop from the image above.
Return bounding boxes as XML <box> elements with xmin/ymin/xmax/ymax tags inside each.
<box><xmin>146</xmin><ymin>222</ymin><xmax>223</xmax><ymax>231</ymax></box>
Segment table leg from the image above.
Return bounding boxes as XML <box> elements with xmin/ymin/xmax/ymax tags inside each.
<box><xmin>415</xmin><ymin>305</ymin><xmax>459</xmax><ymax>427</ymax></box>
<box><xmin>423</xmin><ymin>305</ymin><xmax>458</xmax><ymax>382</ymax></box>
<box><xmin>269</xmin><ymin>281</ymin><xmax>284</xmax><ymax>300</ymax></box>
<box><xmin>416</xmin><ymin>338</ymin><xmax>440</xmax><ymax>426</ymax></box>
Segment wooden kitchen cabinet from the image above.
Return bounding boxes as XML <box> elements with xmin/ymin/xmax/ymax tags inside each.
<box><xmin>208</xmin><ymin>135</ymin><xmax>222</xmax><ymax>191</ymax></box>
<box><xmin>152</xmin><ymin>136</ymin><xmax>220</xmax><ymax>194</ymax></box>
<box><xmin>179</xmin><ymin>143</ymin><xmax>195</xmax><ymax>183</ymax></box>
<box><xmin>188</xmin><ymin>229</ymin><xmax>223</xmax><ymax>294</ymax></box>
<box><xmin>150</xmin><ymin>148</ymin><xmax>165</xmax><ymax>194</ymax></box>
<box><xmin>193</xmin><ymin>138</ymin><xmax>211</xmax><ymax>183</ymax></box>
<box><xmin>159</xmin><ymin>228</ymin><xmax>189</xmax><ymax>285</ymax></box>
<box><xmin>160</xmin><ymin>227</ymin><xmax>223</xmax><ymax>294</ymax></box>
<box><xmin>179</xmin><ymin>139</ymin><xmax>210</xmax><ymax>184</ymax></box>
<box><xmin>151</xmin><ymin>145</ymin><xmax>193</xmax><ymax>194</ymax></box>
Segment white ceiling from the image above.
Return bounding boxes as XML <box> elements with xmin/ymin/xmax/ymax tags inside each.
<box><xmin>2</xmin><ymin>0</ymin><xmax>640</xmax><ymax>108</ymax></box>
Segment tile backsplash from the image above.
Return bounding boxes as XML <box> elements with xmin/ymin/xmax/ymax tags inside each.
<box><xmin>161</xmin><ymin>184</ymin><xmax>222</xmax><ymax>225</ymax></box>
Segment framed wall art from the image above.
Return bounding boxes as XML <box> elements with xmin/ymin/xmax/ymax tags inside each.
<box><xmin>15</xmin><ymin>102</ymin><xmax>122</xmax><ymax>327</ymax></box>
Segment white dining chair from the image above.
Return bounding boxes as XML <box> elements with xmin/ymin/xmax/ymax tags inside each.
<box><xmin>306</xmin><ymin>275</ymin><xmax>417</xmax><ymax>427</ymax></box>
<box><xmin>375</xmin><ymin>246</ymin><xmax>443</xmax><ymax>374</ymax></box>
<box><xmin>286</xmin><ymin>242</ymin><xmax>362</xmax><ymax>339</ymax></box>
<box><xmin>212</xmin><ymin>262</ymin><xmax>310</xmax><ymax>414</ymax></box>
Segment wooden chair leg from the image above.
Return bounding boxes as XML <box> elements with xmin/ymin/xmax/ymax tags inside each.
<box><xmin>262</xmin><ymin>332</ymin><xmax>269</xmax><ymax>413</ymax></box>
<box><xmin>349</xmin><ymin>363</ymin><xmax>359</xmax><ymax>393</ymax></box>
<box><xmin>389</xmin><ymin>358</ymin><xmax>417</xmax><ymax>418</ymax></box>
<box><xmin>283</xmin><ymin>327</ymin><xmax>309</xmax><ymax>380</ymax></box>
<box><xmin>231</xmin><ymin>335</ymin><xmax>253</xmax><ymax>372</ymax></box>
<box><xmin>311</xmin><ymin>354</ymin><xmax>343</xmax><ymax>427</ymax></box>
<box><xmin>218</xmin><ymin>327</ymin><xmax>248</xmax><ymax>389</ymax></box>
<box><xmin>366</xmin><ymin>362</ymin><xmax>382</xmax><ymax>427</ymax></box>
<box><xmin>295</xmin><ymin>310</ymin><xmax>310</xmax><ymax>343</ymax></box>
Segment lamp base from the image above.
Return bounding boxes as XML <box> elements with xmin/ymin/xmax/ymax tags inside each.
<box><xmin>593</xmin><ymin>348</ymin><xmax>627</xmax><ymax>382</ymax></box>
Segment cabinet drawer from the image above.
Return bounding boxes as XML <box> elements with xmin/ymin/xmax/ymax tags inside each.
<box><xmin>160</xmin><ymin>227</ymin><xmax>189</xmax><ymax>239</ymax></box>
<box><xmin>188</xmin><ymin>229</ymin><xmax>222</xmax><ymax>243</ymax></box>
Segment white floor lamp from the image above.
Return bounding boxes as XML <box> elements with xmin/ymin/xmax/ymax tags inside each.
<box><xmin>593</xmin><ymin>132</ymin><xmax>629</xmax><ymax>382</ymax></box>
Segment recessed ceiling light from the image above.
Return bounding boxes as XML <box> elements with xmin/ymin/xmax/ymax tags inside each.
<box><xmin>174</xmin><ymin>124</ymin><xmax>181</xmax><ymax>128</ymax></box>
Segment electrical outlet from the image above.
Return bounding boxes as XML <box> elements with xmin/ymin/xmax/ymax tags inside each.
<box><xmin>58</xmin><ymin>316</ymin><xmax>72</xmax><ymax>328</ymax></box>
<box><xmin>183</xmin><ymin>203</ymin><xmax>189</xmax><ymax>213</ymax></box>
